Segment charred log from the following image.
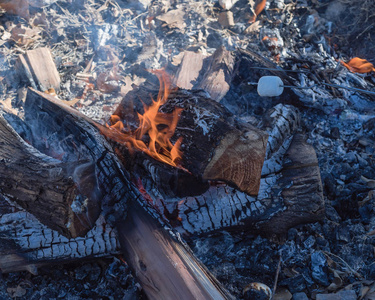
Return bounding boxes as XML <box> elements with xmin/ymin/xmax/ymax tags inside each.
<box><xmin>145</xmin><ymin>104</ymin><xmax>324</xmax><ymax>236</ymax></box>
<box><xmin>0</xmin><ymin>198</ymin><xmax>120</xmax><ymax>274</ymax></box>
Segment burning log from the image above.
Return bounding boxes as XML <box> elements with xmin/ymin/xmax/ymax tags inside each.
<box><xmin>0</xmin><ymin>88</ymin><xmax>234</xmax><ymax>299</ymax></box>
<box><xmin>110</xmin><ymin>80</ymin><xmax>268</xmax><ymax>197</ymax></box>
<box><xmin>144</xmin><ymin>104</ymin><xmax>324</xmax><ymax>236</ymax></box>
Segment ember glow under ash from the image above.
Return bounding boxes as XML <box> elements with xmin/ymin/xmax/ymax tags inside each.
<box><xmin>340</xmin><ymin>57</ymin><xmax>375</xmax><ymax>74</ymax></box>
<box><xmin>106</xmin><ymin>70</ymin><xmax>183</xmax><ymax>168</ymax></box>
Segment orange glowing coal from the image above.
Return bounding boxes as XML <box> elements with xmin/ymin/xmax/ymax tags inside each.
<box><xmin>106</xmin><ymin>70</ymin><xmax>183</xmax><ymax>168</ymax></box>
<box><xmin>340</xmin><ymin>57</ymin><xmax>375</xmax><ymax>74</ymax></box>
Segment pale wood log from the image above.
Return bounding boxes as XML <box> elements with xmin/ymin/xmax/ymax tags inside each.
<box><xmin>218</xmin><ymin>11</ymin><xmax>234</xmax><ymax>28</ymax></box>
<box><xmin>118</xmin><ymin>200</ymin><xmax>234</xmax><ymax>300</ymax></box>
<box><xmin>16</xmin><ymin>48</ymin><xmax>60</xmax><ymax>91</ymax></box>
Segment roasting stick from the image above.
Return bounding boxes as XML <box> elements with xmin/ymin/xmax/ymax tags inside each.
<box><xmin>248</xmin><ymin>76</ymin><xmax>375</xmax><ymax>97</ymax></box>
<box><xmin>22</xmin><ymin>88</ymin><xmax>234</xmax><ymax>300</ymax></box>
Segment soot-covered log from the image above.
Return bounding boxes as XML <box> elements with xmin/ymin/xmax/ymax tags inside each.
<box><xmin>112</xmin><ymin>84</ymin><xmax>268</xmax><ymax>197</ymax></box>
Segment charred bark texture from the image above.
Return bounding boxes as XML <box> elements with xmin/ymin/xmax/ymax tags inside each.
<box><xmin>256</xmin><ymin>133</ymin><xmax>325</xmax><ymax>234</ymax></box>
<box><xmin>145</xmin><ymin>104</ymin><xmax>324</xmax><ymax>236</ymax></box>
<box><xmin>113</xmin><ymin>86</ymin><xmax>268</xmax><ymax>196</ymax></box>
<box><xmin>23</xmin><ymin>88</ymin><xmax>137</xmax><ymax>225</ymax></box>
<box><xmin>0</xmin><ymin>198</ymin><xmax>120</xmax><ymax>273</ymax></box>
<box><xmin>1</xmin><ymin>89</ymin><xmax>235</xmax><ymax>299</ymax></box>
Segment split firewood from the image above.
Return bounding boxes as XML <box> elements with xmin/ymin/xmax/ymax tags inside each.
<box><xmin>218</xmin><ymin>11</ymin><xmax>235</xmax><ymax>28</ymax></box>
<box><xmin>173</xmin><ymin>51</ymin><xmax>206</xmax><ymax>90</ymax></box>
<box><xmin>0</xmin><ymin>88</ymin><xmax>234</xmax><ymax>300</ymax></box>
<box><xmin>112</xmin><ymin>84</ymin><xmax>268</xmax><ymax>197</ymax></box>
<box><xmin>173</xmin><ymin>47</ymin><xmax>236</xmax><ymax>102</ymax></box>
<box><xmin>16</xmin><ymin>47</ymin><xmax>60</xmax><ymax>91</ymax></box>
<box><xmin>195</xmin><ymin>46</ymin><xmax>236</xmax><ymax>101</ymax></box>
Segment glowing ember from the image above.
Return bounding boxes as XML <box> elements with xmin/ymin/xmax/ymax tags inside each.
<box><xmin>106</xmin><ymin>70</ymin><xmax>183</xmax><ymax>168</ymax></box>
<box><xmin>340</xmin><ymin>57</ymin><xmax>375</xmax><ymax>74</ymax></box>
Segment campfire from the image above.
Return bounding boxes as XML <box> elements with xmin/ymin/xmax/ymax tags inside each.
<box><xmin>1</xmin><ymin>0</ymin><xmax>375</xmax><ymax>299</ymax></box>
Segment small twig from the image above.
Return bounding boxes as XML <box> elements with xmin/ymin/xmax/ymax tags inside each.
<box><xmin>271</xmin><ymin>256</ymin><xmax>282</xmax><ymax>299</ymax></box>
<box><xmin>322</xmin><ymin>251</ymin><xmax>363</xmax><ymax>280</ymax></box>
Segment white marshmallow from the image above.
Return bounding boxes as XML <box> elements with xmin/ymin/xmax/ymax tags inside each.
<box><xmin>257</xmin><ymin>76</ymin><xmax>284</xmax><ymax>97</ymax></box>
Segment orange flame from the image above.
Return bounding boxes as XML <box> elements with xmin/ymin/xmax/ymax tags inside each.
<box><xmin>340</xmin><ymin>57</ymin><xmax>375</xmax><ymax>74</ymax></box>
<box><xmin>106</xmin><ymin>70</ymin><xmax>183</xmax><ymax>168</ymax></box>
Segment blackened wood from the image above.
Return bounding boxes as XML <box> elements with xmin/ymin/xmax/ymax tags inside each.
<box><xmin>15</xmin><ymin>48</ymin><xmax>60</xmax><ymax>91</ymax></box>
<box><xmin>255</xmin><ymin>133</ymin><xmax>325</xmax><ymax>235</ymax></box>
<box><xmin>24</xmin><ymin>88</ymin><xmax>136</xmax><ymax>225</ymax></box>
<box><xmin>146</xmin><ymin>105</ymin><xmax>324</xmax><ymax>236</ymax></box>
<box><xmin>113</xmin><ymin>87</ymin><xmax>268</xmax><ymax>196</ymax></box>
<box><xmin>196</xmin><ymin>46</ymin><xmax>236</xmax><ymax>101</ymax></box>
<box><xmin>118</xmin><ymin>200</ymin><xmax>234</xmax><ymax>300</ymax></box>
<box><xmin>0</xmin><ymin>88</ymin><xmax>135</xmax><ymax>238</ymax></box>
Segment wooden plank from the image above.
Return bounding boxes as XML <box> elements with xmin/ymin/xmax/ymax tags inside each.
<box><xmin>16</xmin><ymin>48</ymin><xmax>60</xmax><ymax>91</ymax></box>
